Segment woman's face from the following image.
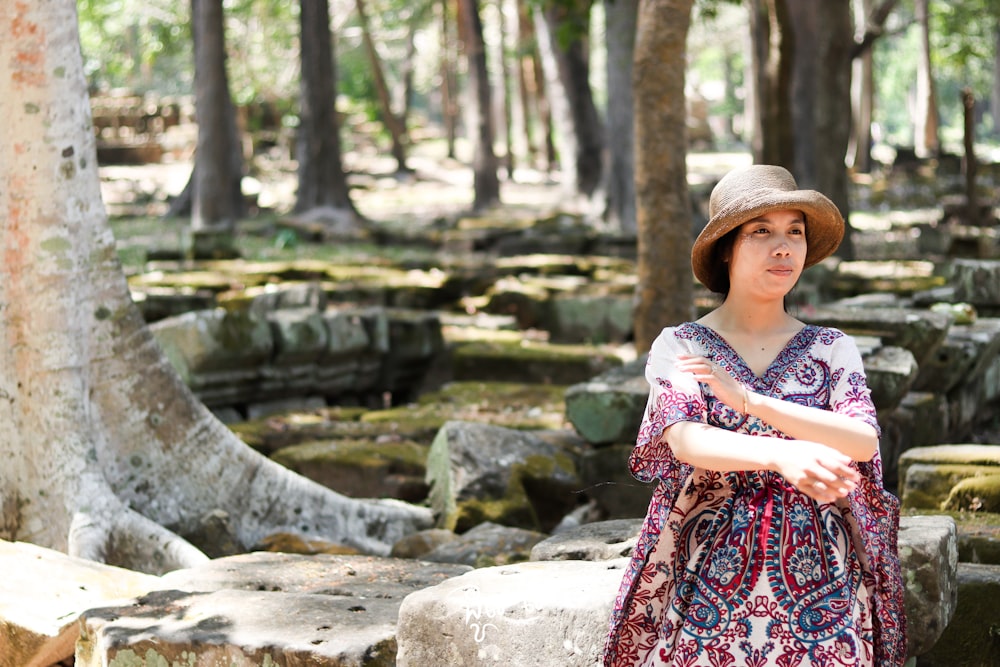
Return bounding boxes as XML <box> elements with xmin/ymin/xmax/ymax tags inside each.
<box><xmin>724</xmin><ymin>209</ymin><xmax>807</xmax><ymax>299</ymax></box>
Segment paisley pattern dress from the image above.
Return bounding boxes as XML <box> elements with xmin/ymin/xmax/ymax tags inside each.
<box><xmin>603</xmin><ymin>323</ymin><xmax>907</xmax><ymax>667</ymax></box>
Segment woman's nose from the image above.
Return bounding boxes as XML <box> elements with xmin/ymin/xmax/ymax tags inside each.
<box><xmin>772</xmin><ymin>240</ymin><xmax>791</xmax><ymax>256</ymax></box>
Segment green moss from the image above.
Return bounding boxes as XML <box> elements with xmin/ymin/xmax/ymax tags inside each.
<box><xmin>944</xmin><ymin>474</ymin><xmax>1000</xmax><ymax>513</ymax></box>
<box><xmin>271</xmin><ymin>438</ymin><xmax>428</xmax><ymax>472</ymax></box>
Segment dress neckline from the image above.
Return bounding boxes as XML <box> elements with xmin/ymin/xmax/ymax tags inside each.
<box><xmin>680</xmin><ymin>321</ymin><xmax>818</xmax><ymax>382</ymax></box>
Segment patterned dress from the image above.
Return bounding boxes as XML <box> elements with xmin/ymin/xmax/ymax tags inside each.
<box><xmin>603</xmin><ymin>323</ymin><xmax>907</xmax><ymax>667</ymax></box>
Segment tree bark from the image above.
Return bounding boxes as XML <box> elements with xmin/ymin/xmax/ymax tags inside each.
<box><xmin>0</xmin><ymin>0</ymin><xmax>431</xmax><ymax>575</ymax></box>
<box><xmin>849</xmin><ymin>0</ymin><xmax>875</xmax><ymax>173</ymax></box>
<box><xmin>192</xmin><ymin>0</ymin><xmax>244</xmax><ymax>233</ymax></box>
<box><xmin>439</xmin><ymin>0</ymin><xmax>459</xmax><ymax>159</ymax></box>
<box><xmin>748</xmin><ymin>0</ymin><xmax>794</xmax><ymax>168</ymax></box>
<box><xmin>459</xmin><ymin>0</ymin><xmax>501</xmax><ymax>209</ymax></box>
<box><xmin>914</xmin><ymin>0</ymin><xmax>940</xmax><ymax>157</ymax></box>
<box><xmin>785</xmin><ymin>0</ymin><xmax>854</xmax><ymax>257</ymax></box>
<box><xmin>534</xmin><ymin>1</ymin><xmax>604</xmax><ymax>197</ymax></box>
<box><xmin>355</xmin><ymin>0</ymin><xmax>410</xmax><ymax>171</ymax></box>
<box><xmin>296</xmin><ymin>0</ymin><xmax>358</xmax><ymax>215</ymax></box>
<box><xmin>604</xmin><ymin>0</ymin><xmax>638</xmax><ymax>234</ymax></box>
<box><xmin>633</xmin><ymin>0</ymin><xmax>695</xmax><ymax>352</ymax></box>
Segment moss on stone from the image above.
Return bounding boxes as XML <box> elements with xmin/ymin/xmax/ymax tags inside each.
<box><xmin>943</xmin><ymin>474</ymin><xmax>1000</xmax><ymax>513</ymax></box>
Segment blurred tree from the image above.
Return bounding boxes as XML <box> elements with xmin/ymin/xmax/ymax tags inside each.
<box><xmin>632</xmin><ymin>0</ymin><xmax>695</xmax><ymax>352</ymax></box>
<box><xmin>189</xmin><ymin>0</ymin><xmax>245</xmax><ymax>256</ymax></box>
<box><xmin>603</xmin><ymin>0</ymin><xmax>638</xmax><ymax>234</ymax></box>
<box><xmin>914</xmin><ymin>0</ymin><xmax>940</xmax><ymax>157</ymax></box>
<box><xmin>0</xmin><ymin>0</ymin><xmax>431</xmax><ymax>575</ymax></box>
<box><xmin>438</xmin><ymin>0</ymin><xmax>460</xmax><ymax>158</ymax></box>
<box><xmin>355</xmin><ymin>0</ymin><xmax>411</xmax><ymax>171</ymax></box>
<box><xmin>459</xmin><ymin>0</ymin><xmax>502</xmax><ymax>209</ymax></box>
<box><xmin>534</xmin><ymin>0</ymin><xmax>605</xmax><ymax>197</ymax></box>
<box><xmin>296</xmin><ymin>0</ymin><xmax>359</xmax><ymax>216</ymax></box>
<box><xmin>517</xmin><ymin>0</ymin><xmax>556</xmax><ymax>170</ymax></box>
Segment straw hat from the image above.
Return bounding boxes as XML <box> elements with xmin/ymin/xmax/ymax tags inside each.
<box><xmin>691</xmin><ymin>164</ymin><xmax>845</xmax><ymax>293</ymax></box>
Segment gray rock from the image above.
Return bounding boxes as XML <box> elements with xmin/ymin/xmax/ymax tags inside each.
<box><xmin>912</xmin><ymin>563</ymin><xmax>1000</xmax><ymax>665</ymax></box>
<box><xmin>564</xmin><ymin>357</ymin><xmax>649</xmax><ymax>446</ymax></box>
<box><xmin>899</xmin><ymin>515</ymin><xmax>959</xmax><ymax>657</ymax></box>
<box><xmin>950</xmin><ymin>258</ymin><xmax>1000</xmax><ymax>309</ymax></box>
<box><xmin>914</xmin><ymin>317</ymin><xmax>1000</xmax><ymax>394</ymax></box>
<box><xmin>396</xmin><ymin>558</ymin><xmax>626</xmax><ymax>667</ymax></box>
<box><xmin>0</xmin><ymin>539</ymin><xmax>159</xmax><ymax>667</ymax></box>
<box><xmin>899</xmin><ymin>444</ymin><xmax>1000</xmax><ymax>510</ymax></box>
<box><xmin>805</xmin><ymin>305</ymin><xmax>952</xmax><ymax>368</ymax></box>
<box><xmin>419</xmin><ymin>522</ymin><xmax>548</xmax><ymax>568</ymax></box>
<box><xmin>863</xmin><ymin>344</ymin><xmax>919</xmax><ymax>411</ymax></box>
<box><xmin>426</xmin><ymin>421</ymin><xmax>582</xmax><ymax>533</ymax></box>
<box><xmin>530</xmin><ymin>518</ymin><xmax>643</xmax><ymax>561</ymax></box>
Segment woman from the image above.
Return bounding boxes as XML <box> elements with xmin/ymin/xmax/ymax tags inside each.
<box><xmin>603</xmin><ymin>165</ymin><xmax>907</xmax><ymax>667</ymax></box>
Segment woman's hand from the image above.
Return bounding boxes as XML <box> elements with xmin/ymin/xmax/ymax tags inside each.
<box><xmin>775</xmin><ymin>440</ymin><xmax>860</xmax><ymax>504</ymax></box>
<box><xmin>676</xmin><ymin>354</ymin><xmax>747</xmax><ymax>413</ymax></box>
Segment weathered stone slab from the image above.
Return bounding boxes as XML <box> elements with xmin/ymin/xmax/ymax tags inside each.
<box><xmin>578</xmin><ymin>444</ymin><xmax>656</xmax><ymax>519</ymax></box>
<box><xmin>899</xmin><ymin>444</ymin><xmax>1000</xmax><ymax>510</ymax></box>
<box><xmin>564</xmin><ymin>357</ymin><xmax>648</xmax><ymax>446</ymax></box>
<box><xmin>530</xmin><ymin>518</ymin><xmax>643</xmax><ymax>562</ymax></box>
<box><xmin>419</xmin><ymin>522</ymin><xmax>548</xmax><ymax>568</ymax></box>
<box><xmin>158</xmin><ymin>551</ymin><xmax>471</xmax><ymax>599</ymax></box>
<box><xmin>912</xmin><ymin>563</ymin><xmax>1000</xmax><ymax>666</ymax></box>
<box><xmin>950</xmin><ymin>258</ymin><xmax>1000</xmax><ymax>308</ymax></box>
<box><xmin>862</xmin><ymin>344</ymin><xmax>919</xmax><ymax>411</ymax></box>
<box><xmin>76</xmin><ymin>588</ymin><xmax>400</xmax><ymax>667</ymax></box>
<box><xmin>396</xmin><ymin>558</ymin><xmax>625</xmax><ymax>667</ymax></box>
<box><xmin>804</xmin><ymin>305</ymin><xmax>952</xmax><ymax>368</ymax></box>
<box><xmin>0</xmin><ymin>540</ymin><xmax>159</xmax><ymax>667</ymax></box>
<box><xmin>914</xmin><ymin>317</ymin><xmax>1000</xmax><ymax>394</ymax></box>
<box><xmin>878</xmin><ymin>392</ymin><xmax>951</xmax><ymax>492</ymax></box>
<box><xmin>899</xmin><ymin>515</ymin><xmax>959</xmax><ymax>657</ymax></box>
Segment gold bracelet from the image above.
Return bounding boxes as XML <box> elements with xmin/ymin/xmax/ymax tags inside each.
<box><xmin>742</xmin><ymin>386</ymin><xmax>749</xmax><ymax>414</ymax></box>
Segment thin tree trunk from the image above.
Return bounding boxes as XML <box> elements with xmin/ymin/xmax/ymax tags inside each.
<box><xmin>535</xmin><ymin>1</ymin><xmax>604</xmax><ymax>197</ymax></box>
<box><xmin>296</xmin><ymin>0</ymin><xmax>358</xmax><ymax>215</ymax></box>
<box><xmin>192</xmin><ymin>0</ymin><xmax>244</xmax><ymax>234</ymax></box>
<box><xmin>914</xmin><ymin>0</ymin><xmax>939</xmax><ymax>157</ymax></box>
<box><xmin>355</xmin><ymin>0</ymin><xmax>410</xmax><ymax>171</ymax></box>
<box><xmin>439</xmin><ymin>0</ymin><xmax>459</xmax><ymax>159</ymax></box>
<box><xmin>515</xmin><ymin>0</ymin><xmax>539</xmax><ymax>168</ymax></box>
<box><xmin>633</xmin><ymin>0</ymin><xmax>695</xmax><ymax>352</ymax></box>
<box><xmin>459</xmin><ymin>0</ymin><xmax>501</xmax><ymax>209</ymax></box>
<box><xmin>785</xmin><ymin>0</ymin><xmax>854</xmax><ymax>258</ymax></box>
<box><xmin>0</xmin><ymin>0</ymin><xmax>431</xmax><ymax>575</ymax></box>
<box><xmin>963</xmin><ymin>88</ymin><xmax>980</xmax><ymax>226</ymax></box>
<box><xmin>849</xmin><ymin>0</ymin><xmax>875</xmax><ymax>173</ymax></box>
<box><xmin>497</xmin><ymin>0</ymin><xmax>515</xmax><ymax>178</ymax></box>
<box><xmin>604</xmin><ymin>0</ymin><xmax>638</xmax><ymax>234</ymax></box>
<box><xmin>993</xmin><ymin>19</ymin><xmax>1000</xmax><ymax>139</ymax></box>
<box><xmin>748</xmin><ymin>0</ymin><xmax>794</xmax><ymax>168</ymax></box>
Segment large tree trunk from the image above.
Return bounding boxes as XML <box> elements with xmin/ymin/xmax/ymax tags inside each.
<box><xmin>192</xmin><ymin>0</ymin><xmax>244</xmax><ymax>234</ymax></box>
<box><xmin>0</xmin><ymin>0</ymin><xmax>431</xmax><ymax>576</ymax></box>
<box><xmin>355</xmin><ymin>0</ymin><xmax>410</xmax><ymax>172</ymax></box>
<box><xmin>518</xmin><ymin>0</ymin><xmax>556</xmax><ymax>171</ymax></box>
<box><xmin>785</xmin><ymin>0</ymin><xmax>854</xmax><ymax>257</ymax></box>
<box><xmin>748</xmin><ymin>0</ymin><xmax>794</xmax><ymax>168</ymax></box>
<box><xmin>914</xmin><ymin>0</ymin><xmax>939</xmax><ymax>157</ymax></box>
<box><xmin>534</xmin><ymin>1</ymin><xmax>604</xmax><ymax>198</ymax></box>
<box><xmin>296</xmin><ymin>0</ymin><xmax>359</xmax><ymax>215</ymax></box>
<box><xmin>604</xmin><ymin>0</ymin><xmax>638</xmax><ymax>234</ymax></box>
<box><xmin>849</xmin><ymin>0</ymin><xmax>875</xmax><ymax>173</ymax></box>
<box><xmin>459</xmin><ymin>0</ymin><xmax>501</xmax><ymax>210</ymax></box>
<box><xmin>632</xmin><ymin>0</ymin><xmax>695</xmax><ymax>352</ymax></box>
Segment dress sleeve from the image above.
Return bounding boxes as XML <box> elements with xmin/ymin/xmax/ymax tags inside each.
<box><xmin>628</xmin><ymin>327</ymin><xmax>708</xmax><ymax>483</ymax></box>
<box><xmin>829</xmin><ymin>331</ymin><xmax>881</xmax><ymax>437</ymax></box>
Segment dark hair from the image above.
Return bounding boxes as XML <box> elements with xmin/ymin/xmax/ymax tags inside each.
<box><xmin>706</xmin><ymin>226</ymin><xmax>740</xmax><ymax>296</ymax></box>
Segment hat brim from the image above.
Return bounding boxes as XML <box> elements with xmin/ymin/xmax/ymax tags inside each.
<box><xmin>691</xmin><ymin>189</ymin><xmax>844</xmax><ymax>293</ymax></box>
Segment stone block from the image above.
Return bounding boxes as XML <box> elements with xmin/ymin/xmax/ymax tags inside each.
<box><xmin>396</xmin><ymin>559</ymin><xmax>625</xmax><ymax>667</ymax></box>
<box><xmin>914</xmin><ymin>317</ymin><xmax>1000</xmax><ymax>394</ymax></box>
<box><xmin>899</xmin><ymin>515</ymin><xmax>959</xmax><ymax>657</ymax></box>
<box><xmin>950</xmin><ymin>258</ymin><xmax>1000</xmax><ymax>308</ymax></box>
<box><xmin>805</xmin><ymin>305</ymin><xmax>952</xmax><ymax>368</ymax></box>
<box><xmin>915</xmin><ymin>563</ymin><xmax>1000</xmax><ymax>666</ymax></box>
<box><xmin>899</xmin><ymin>444</ymin><xmax>1000</xmax><ymax>510</ymax></box>
<box><xmin>564</xmin><ymin>358</ymin><xmax>649</xmax><ymax>446</ymax></box>
<box><xmin>863</xmin><ymin>345</ymin><xmax>919</xmax><ymax>411</ymax></box>
<box><xmin>0</xmin><ymin>540</ymin><xmax>158</xmax><ymax>667</ymax></box>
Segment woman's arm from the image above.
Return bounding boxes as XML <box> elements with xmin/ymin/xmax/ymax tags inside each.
<box><xmin>666</xmin><ymin>420</ymin><xmax>860</xmax><ymax>504</ymax></box>
<box><xmin>674</xmin><ymin>354</ymin><xmax>878</xmax><ymax>462</ymax></box>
